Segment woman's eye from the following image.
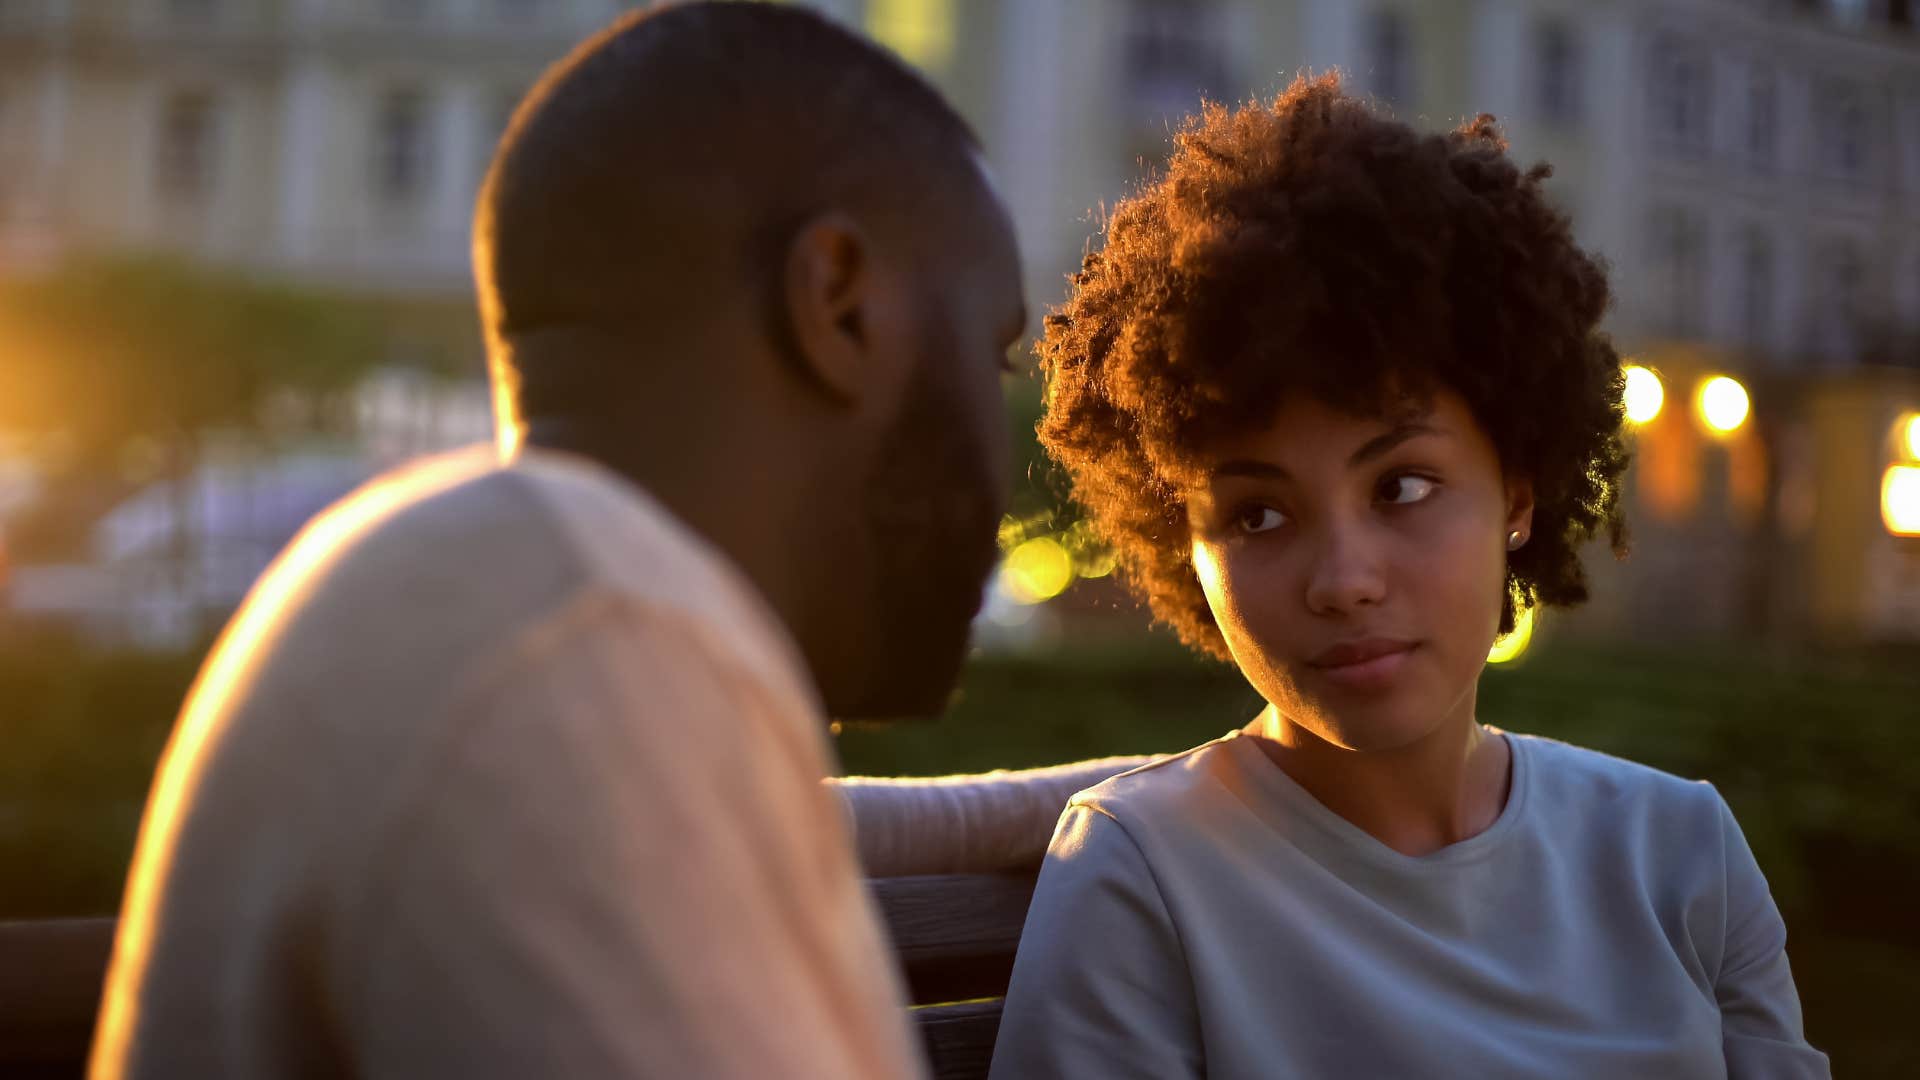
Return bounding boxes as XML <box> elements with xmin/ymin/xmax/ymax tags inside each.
<box><xmin>1380</xmin><ymin>475</ymin><xmax>1437</xmax><ymax>505</ymax></box>
<box><xmin>1236</xmin><ymin>506</ymin><xmax>1286</xmax><ymax>534</ymax></box>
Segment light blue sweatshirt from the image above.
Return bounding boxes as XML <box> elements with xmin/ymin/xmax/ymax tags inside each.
<box><xmin>990</xmin><ymin>729</ymin><xmax>1829</xmax><ymax>1080</ymax></box>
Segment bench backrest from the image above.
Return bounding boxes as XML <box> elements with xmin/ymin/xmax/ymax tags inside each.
<box><xmin>873</xmin><ymin>872</ymin><xmax>1039</xmax><ymax>1080</ymax></box>
<box><xmin>0</xmin><ymin>916</ymin><xmax>115</xmax><ymax>1079</ymax></box>
<box><xmin>0</xmin><ymin>871</ymin><xmax>1037</xmax><ymax>1080</ymax></box>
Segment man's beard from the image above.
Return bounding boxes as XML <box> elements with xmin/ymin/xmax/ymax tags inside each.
<box><xmin>833</xmin><ymin>356</ymin><xmax>1003</xmax><ymax>719</ymax></box>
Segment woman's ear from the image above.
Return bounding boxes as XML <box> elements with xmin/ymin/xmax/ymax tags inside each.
<box><xmin>1504</xmin><ymin>475</ymin><xmax>1536</xmax><ymax>549</ymax></box>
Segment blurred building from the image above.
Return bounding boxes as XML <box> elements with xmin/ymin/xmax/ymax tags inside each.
<box><xmin>3</xmin><ymin>0</ymin><xmax>1918</xmax><ymax>646</ymax></box>
<box><xmin>10</xmin><ymin>0</ymin><xmax>1914</xmax><ymax>352</ymax></box>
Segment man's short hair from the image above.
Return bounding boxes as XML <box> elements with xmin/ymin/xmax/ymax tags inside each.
<box><xmin>475</xmin><ymin>1</ymin><xmax>981</xmax><ymax>440</ymax></box>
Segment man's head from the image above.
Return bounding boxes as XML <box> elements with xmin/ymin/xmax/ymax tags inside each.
<box><xmin>474</xmin><ymin>2</ymin><xmax>1026</xmax><ymax>718</ymax></box>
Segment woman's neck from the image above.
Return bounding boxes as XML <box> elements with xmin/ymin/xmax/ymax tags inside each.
<box><xmin>1250</xmin><ymin>702</ymin><xmax>1512</xmax><ymax>858</ymax></box>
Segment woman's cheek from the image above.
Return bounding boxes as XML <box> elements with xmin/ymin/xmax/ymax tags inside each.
<box><xmin>1201</xmin><ymin>543</ymin><xmax>1305</xmax><ymax>687</ymax></box>
<box><xmin>1406</xmin><ymin>510</ymin><xmax>1507</xmax><ymax>651</ymax></box>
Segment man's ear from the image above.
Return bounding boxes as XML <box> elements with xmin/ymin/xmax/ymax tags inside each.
<box><xmin>781</xmin><ymin>213</ymin><xmax>877</xmax><ymax>404</ymax></box>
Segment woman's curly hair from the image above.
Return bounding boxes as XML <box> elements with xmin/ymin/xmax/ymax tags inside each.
<box><xmin>1039</xmin><ymin>74</ymin><xmax>1630</xmax><ymax>661</ymax></box>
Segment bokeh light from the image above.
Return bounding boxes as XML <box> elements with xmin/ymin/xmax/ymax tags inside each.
<box><xmin>1697</xmin><ymin>375</ymin><xmax>1751</xmax><ymax>436</ymax></box>
<box><xmin>1622</xmin><ymin>365</ymin><xmax>1664</xmax><ymax>425</ymax></box>
<box><xmin>865</xmin><ymin>0</ymin><xmax>956</xmax><ymax>71</ymax></box>
<box><xmin>1899</xmin><ymin>412</ymin><xmax>1920</xmax><ymax>462</ymax></box>
<box><xmin>1060</xmin><ymin>519</ymin><xmax>1117</xmax><ymax>579</ymax></box>
<box><xmin>1487</xmin><ymin>604</ymin><xmax>1535</xmax><ymax>665</ymax></box>
<box><xmin>1001</xmin><ymin>536</ymin><xmax>1074</xmax><ymax>604</ymax></box>
<box><xmin>1884</xmin><ymin>465</ymin><xmax>1920</xmax><ymax>537</ymax></box>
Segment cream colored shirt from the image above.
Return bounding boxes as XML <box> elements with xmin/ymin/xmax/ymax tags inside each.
<box><xmin>92</xmin><ymin>447</ymin><xmax>925</xmax><ymax>1080</ymax></box>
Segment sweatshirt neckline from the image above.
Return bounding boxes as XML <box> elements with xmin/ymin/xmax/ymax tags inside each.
<box><xmin>1221</xmin><ymin>726</ymin><xmax>1532</xmax><ymax>873</ymax></box>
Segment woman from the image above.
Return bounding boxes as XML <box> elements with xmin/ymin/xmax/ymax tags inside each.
<box><xmin>987</xmin><ymin>76</ymin><xmax>1828</xmax><ymax>1079</ymax></box>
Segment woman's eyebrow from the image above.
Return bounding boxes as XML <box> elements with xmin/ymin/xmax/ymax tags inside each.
<box><xmin>1348</xmin><ymin>422</ymin><xmax>1440</xmax><ymax>468</ymax></box>
<box><xmin>1209</xmin><ymin>459</ymin><xmax>1290</xmax><ymax>482</ymax></box>
<box><xmin>1208</xmin><ymin>422</ymin><xmax>1442</xmax><ymax>482</ymax></box>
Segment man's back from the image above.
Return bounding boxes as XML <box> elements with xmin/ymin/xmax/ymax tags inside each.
<box><xmin>92</xmin><ymin>447</ymin><xmax>923</xmax><ymax>1078</ymax></box>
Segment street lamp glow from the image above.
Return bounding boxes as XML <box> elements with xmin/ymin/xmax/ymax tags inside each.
<box><xmin>1487</xmin><ymin>604</ymin><xmax>1535</xmax><ymax>664</ymax></box>
<box><xmin>1901</xmin><ymin>412</ymin><xmax>1920</xmax><ymax>462</ymax></box>
<box><xmin>1001</xmin><ymin>536</ymin><xmax>1074</xmax><ymax>604</ymax></box>
<box><xmin>1884</xmin><ymin>465</ymin><xmax>1920</xmax><ymax>537</ymax></box>
<box><xmin>1697</xmin><ymin>376</ymin><xmax>1751</xmax><ymax>436</ymax></box>
<box><xmin>1622</xmin><ymin>365</ymin><xmax>1664</xmax><ymax>425</ymax></box>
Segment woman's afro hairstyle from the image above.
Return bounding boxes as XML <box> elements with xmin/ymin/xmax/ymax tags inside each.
<box><xmin>1037</xmin><ymin>73</ymin><xmax>1630</xmax><ymax>661</ymax></box>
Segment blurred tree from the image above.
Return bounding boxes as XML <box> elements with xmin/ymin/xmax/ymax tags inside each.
<box><xmin>0</xmin><ymin>255</ymin><xmax>382</xmax><ymax>478</ymax></box>
<box><xmin>0</xmin><ymin>254</ymin><xmax>396</xmax><ymax>631</ymax></box>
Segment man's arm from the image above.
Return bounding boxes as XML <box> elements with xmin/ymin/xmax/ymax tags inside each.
<box><xmin>829</xmin><ymin>757</ymin><xmax>1154</xmax><ymax>876</ymax></box>
<box><xmin>337</xmin><ymin>592</ymin><xmax>923</xmax><ymax>1079</ymax></box>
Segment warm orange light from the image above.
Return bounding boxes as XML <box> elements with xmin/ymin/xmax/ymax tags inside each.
<box><xmin>1729</xmin><ymin>425</ymin><xmax>1769</xmax><ymax>524</ymax></box>
<box><xmin>1697</xmin><ymin>376</ymin><xmax>1751</xmax><ymax>436</ymax></box>
<box><xmin>1636</xmin><ymin>407</ymin><xmax>1701</xmax><ymax>521</ymax></box>
<box><xmin>1899</xmin><ymin>413</ymin><xmax>1920</xmax><ymax>462</ymax></box>
<box><xmin>1884</xmin><ymin>465</ymin><xmax>1920</xmax><ymax>537</ymax></box>
<box><xmin>1623</xmin><ymin>365</ymin><xmax>1664</xmax><ymax>424</ymax></box>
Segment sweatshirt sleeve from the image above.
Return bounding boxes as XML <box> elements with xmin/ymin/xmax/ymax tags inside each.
<box><xmin>988</xmin><ymin>803</ymin><xmax>1203</xmax><ymax>1080</ymax></box>
<box><xmin>828</xmin><ymin>757</ymin><xmax>1154</xmax><ymax>876</ymax></box>
<box><xmin>1713</xmin><ymin>795</ymin><xmax>1832</xmax><ymax>1080</ymax></box>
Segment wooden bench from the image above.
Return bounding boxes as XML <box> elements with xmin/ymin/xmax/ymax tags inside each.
<box><xmin>0</xmin><ymin>916</ymin><xmax>117</xmax><ymax>1080</ymax></box>
<box><xmin>0</xmin><ymin>870</ymin><xmax>1037</xmax><ymax>1080</ymax></box>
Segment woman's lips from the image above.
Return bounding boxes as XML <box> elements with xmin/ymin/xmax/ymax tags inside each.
<box><xmin>1307</xmin><ymin>639</ymin><xmax>1418</xmax><ymax>691</ymax></box>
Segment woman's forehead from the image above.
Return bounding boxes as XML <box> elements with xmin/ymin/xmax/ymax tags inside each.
<box><xmin>1196</xmin><ymin>387</ymin><xmax>1470</xmax><ymax>464</ymax></box>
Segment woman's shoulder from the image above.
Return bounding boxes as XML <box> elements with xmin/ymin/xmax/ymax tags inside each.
<box><xmin>1067</xmin><ymin>731</ymin><xmax>1256</xmax><ymax>828</ymax></box>
<box><xmin>1511</xmin><ymin>731</ymin><xmax>1729</xmax><ymax>831</ymax></box>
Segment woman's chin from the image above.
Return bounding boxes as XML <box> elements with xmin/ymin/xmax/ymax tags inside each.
<box><xmin>1292</xmin><ymin>700</ymin><xmax>1450</xmax><ymax>755</ymax></box>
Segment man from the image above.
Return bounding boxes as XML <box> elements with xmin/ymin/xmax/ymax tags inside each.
<box><xmin>92</xmin><ymin>5</ymin><xmax>1028</xmax><ymax>1076</ymax></box>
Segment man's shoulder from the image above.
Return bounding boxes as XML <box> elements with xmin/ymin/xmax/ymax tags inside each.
<box><xmin>267</xmin><ymin>448</ymin><xmax>586</xmax><ymax>625</ymax></box>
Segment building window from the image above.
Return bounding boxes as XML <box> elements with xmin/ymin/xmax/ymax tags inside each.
<box><xmin>1911</xmin><ymin>250</ymin><xmax>1920</xmax><ymax>328</ymax></box>
<box><xmin>1746</xmin><ymin>64</ymin><xmax>1776</xmax><ymax>170</ymax></box>
<box><xmin>1739</xmin><ymin>228</ymin><xmax>1774</xmax><ymax>351</ymax></box>
<box><xmin>1648</xmin><ymin>206</ymin><xmax>1706</xmax><ymax>337</ymax></box>
<box><xmin>1829</xmin><ymin>0</ymin><xmax>1870</xmax><ymax>26</ymax></box>
<box><xmin>374</xmin><ymin>89</ymin><xmax>431</xmax><ymax>205</ymax></box>
<box><xmin>164</xmin><ymin>0</ymin><xmax>218</xmax><ymax>22</ymax></box>
<box><xmin>1121</xmin><ymin>0</ymin><xmax>1230</xmax><ymax>125</ymax></box>
<box><xmin>865</xmin><ymin>0</ymin><xmax>957</xmax><ymax>73</ymax></box>
<box><xmin>1831</xmin><ymin>87</ymin><xmax>1870</xmax><ymax>181</ymax></box>
<box><xmin>1817</xmin><ymin>239</ymin><xmax>1866</xmax><ymax>362</ymax></box>
<box><xmin>1648</xmin><ymin>35</ymin><xmax>1710</xmax><ymax>154</ymax></box>
<box><xmin>0</xmin><ymin>84</ymin><xmax>16</xmax><ymax>213</ymax></box>
<box><xmin>1366</xmin><ymin>7</ymin><xmax>1413</xmax><ymax>108</ymax></box>
<box><xmin>1535</xmin><ymin>18</ymin><xmax>1581</xmax><ymax>128</ymax></box>
<box><xmin>156</xmin><ymin>90</ymin><xmax>216</xmax><ymax>205</ymax></box>
<box><xmin>381</xmin><ymin>0</ymin><xmax>429</xmax><ymax>22</ymax></box>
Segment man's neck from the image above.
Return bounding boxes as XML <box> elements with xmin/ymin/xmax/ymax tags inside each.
<box><xmin>522</xmin><ymin>418</ymin><xmax>821</xmax><ymax>654</ymax></box>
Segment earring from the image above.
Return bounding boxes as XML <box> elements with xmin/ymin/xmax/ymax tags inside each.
<box><xmin>1507</xmin><ymin>530</ymin><xmax>1526</xmax><ymax>551</ymax></box>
